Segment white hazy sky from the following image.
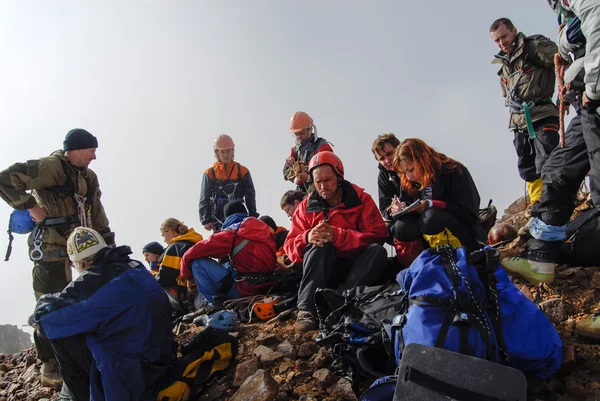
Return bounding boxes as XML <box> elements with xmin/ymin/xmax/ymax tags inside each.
<box><xmin>0</xmin><ymin>1</ymin><xmax>559</xmax><ymax>330</ymax></box>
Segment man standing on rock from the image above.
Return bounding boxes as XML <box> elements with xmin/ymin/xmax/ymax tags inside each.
<box><xmin>284</xmin><ymin>152</ymin><xmax>389</xmax><ymax>333</ymax></box>
<box><xmin>0</xmin><ymin>128</ymin><xmax>114</xmax><ymax>388</ymax></box>
<box><xmin>490</xmin><ymin>18</ymin><xmax>560</xmax><ymax>205</ymax></box>
<box><xmin>502</xmin><ymin>1</ymin><xmax>600</xmax><ymax>286</ymax></box>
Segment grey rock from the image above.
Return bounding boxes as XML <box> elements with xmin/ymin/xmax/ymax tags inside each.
<box><xmin>230</xmin><ymin>369</ymin><xmax>279</xmax><ymax>401</ymax></box>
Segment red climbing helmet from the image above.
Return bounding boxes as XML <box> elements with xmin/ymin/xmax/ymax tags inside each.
<box><xmin>308</xmin><ymin>151</ymin><xmax>344</xmax><ymax>178</ymax></box>
<box><xmin>488</xmin><ymin>223</ymin><xmax>518</xmax><ymax>247</ymax></box>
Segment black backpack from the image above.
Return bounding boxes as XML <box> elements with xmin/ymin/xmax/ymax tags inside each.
<box><xmin>560</xmin><ymin>208</ymin><xmax>600</xmax><ymax>266</ymax></box>
<box><xmin>315</xmin><ymin>283</ymin><xmax>406</xmax><ymax>387</ymax></box>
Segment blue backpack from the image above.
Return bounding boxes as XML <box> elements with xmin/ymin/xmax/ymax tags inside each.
<box><xmin>393</xmin><ymin>245</ymin><xmax>562</xmax><ymax>379</ymax></box>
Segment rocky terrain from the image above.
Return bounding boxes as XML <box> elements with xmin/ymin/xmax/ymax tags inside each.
<box><xmin>0</xmin><ymin>325</ymin><xmax>32</xmax><ymax>355</ymax></box>
<box><xmin>1</xmin><ymin>195</ymin><xmax>599</xmax><ymax>401</ymax></box>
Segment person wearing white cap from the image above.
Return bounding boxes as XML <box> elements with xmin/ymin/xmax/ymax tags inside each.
<box><xmin>31</xmin><ymin>227</ymin><xmax>176</xmax><ymax>401</ymax></box>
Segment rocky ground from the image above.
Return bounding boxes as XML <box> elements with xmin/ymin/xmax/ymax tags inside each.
<box><xmin>1</xmin><ymin>195</ymin><xmax>599</xmax><ymax>401</ymax></box>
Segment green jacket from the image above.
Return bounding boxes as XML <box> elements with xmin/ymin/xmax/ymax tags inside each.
<box><xmin>492</xmin><ymin>32</ymin><xmax>559</xmax><ymax>130</ymax></box>
<box><xmin>0</xmin><ymin>150</ymin><xmax>114</xmax><ymax>258</ymax></box>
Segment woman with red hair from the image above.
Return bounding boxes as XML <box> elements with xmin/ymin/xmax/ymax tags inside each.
<box><xmin>390</xmin><ymin>138</ymin><xmax>482</xmax><ymax>264</ymax></box>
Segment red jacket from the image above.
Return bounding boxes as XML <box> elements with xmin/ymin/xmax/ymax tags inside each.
<box><xmin>284</xmin><ymin>181</ymin><xmax>388</xmax><ymax>263</ymax></box>
<box><xmin>180</xmin><ymin>217</ymin><xmax>278</xmax><ymax>297</ymax></box>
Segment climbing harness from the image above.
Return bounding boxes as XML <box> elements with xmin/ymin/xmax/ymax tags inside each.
<box><xmin>502</xmin><ymin>68</ymin><xmax>554</xmax><ymax>140</ymax></box>
<box><xmin>209</xmin><ymin>164</ymin><xmax>244</xmax><ymax>230</ymax></box>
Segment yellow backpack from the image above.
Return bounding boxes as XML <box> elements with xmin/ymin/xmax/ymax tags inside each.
<box><xmin>157</xmin><ymin>326</ymin><xmax>238</xmax><ymax>401</ymax></box>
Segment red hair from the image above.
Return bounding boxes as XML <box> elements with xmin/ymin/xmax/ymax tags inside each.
<box><xmin>393</xmin><ymin>138</ymin><xmax>461</xmax><ymax>194</ymax></box>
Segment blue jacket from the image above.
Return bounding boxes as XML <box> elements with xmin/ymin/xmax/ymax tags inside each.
<box><xmin>34</xmin><ymin>246</ymin><xmax>177</xmax><ymax>401</ymax></box>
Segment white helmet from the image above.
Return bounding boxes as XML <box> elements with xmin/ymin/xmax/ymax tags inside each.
<box><xmin>67</xmin><ymin>227</ymin><xmax>107</xmax><ymax>262</ymax></box>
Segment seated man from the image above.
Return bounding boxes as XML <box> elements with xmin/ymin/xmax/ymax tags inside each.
<box><xmin>372</xmin><ymin>133</ymin><xmax>402</xmax><ymax>220</ymax></box>
<box><xmin>284</xmin><ymin>151</ymin><xmax>389</xmax><ymax>333</ymax></box>
<box><xmin>32</xmin><ymin>227</ymin><xmax>176</xmax><ymax>401</ymax></box>
<box><xmin>142</xmin><ymin>241</ymin><xmax>164</xmax><ymax>275</ymax></box>
<box><xmin>181</xmin><ymin>201</ymin><xmax>279</xmax><ymax>306</ymax></box>
<box><xmin>280</xmin><ymin>189</ymin><xmax>306</xmax><ymax>220</ymax></box>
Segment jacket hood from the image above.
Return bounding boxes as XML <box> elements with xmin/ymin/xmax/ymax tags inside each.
<box><xmin>222</xmin><ymin>213</ymin><xmax>248</xmax><ymax>230</ymax></box>
<box><xmin>93</xmin><ymin>245</ymin><xmax>133</xmax><ymax>265</ymax></box>
<box><xmin>306</xmin><ymin>180</ymin><xmax>363</xmax><ymax>212</ymax></box>
<box><xmin>49</xmin><ymin>149</ymin><xmax>88</xmax><ymax>171</ymax></box>
<box><xmin>170</xmin><ymin>228</ymin><xmax>203</xmax><ymax>245</ymax></box>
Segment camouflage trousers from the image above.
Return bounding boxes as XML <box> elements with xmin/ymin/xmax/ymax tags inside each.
<box><xmin>33</xmin><ymin>258</ymin><xmax>72</xmax><ymax>363</ymax></box>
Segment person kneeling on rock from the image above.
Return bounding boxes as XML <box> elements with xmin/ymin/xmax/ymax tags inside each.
<box><xmin>180</xmin><ymin>201</ymin><xmax>279</xmax><ymax>310</ymax></box>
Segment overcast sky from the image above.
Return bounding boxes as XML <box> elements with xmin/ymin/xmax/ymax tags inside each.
<box><xmin>0</xmin><ymin>1</ymin><xmax>560</xmax><ymax>331</ymax></box>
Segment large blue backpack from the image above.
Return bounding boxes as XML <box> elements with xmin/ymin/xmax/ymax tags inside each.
<box><xmin>393</xmin><ymin>246</ymin><xmax>502</xmax><ymax>364</ymax></box>
<box><xmin>393</xmin><ymin>245</ymin><xmax>562</xmax><ymax>379</ymax></box>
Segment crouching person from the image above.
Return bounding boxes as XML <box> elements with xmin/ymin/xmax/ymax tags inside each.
<box><xmin>180</xmin><ymin>201</ymin><xmax>279</xmax><ymax>307</ymax></box>
<box><xmin>32</xmin><ymin>227</ymin><xmax>176</xmax><ymax>401</ymax></box>
<box><xmin>391</xmin><ymin>138</ymin><xmax>483</xmax><ymax>256</ymax></box>
<box><xmin>284</xmin><ymin>152</ymin><xmax>389</xmax><ymax>333</ymax></box>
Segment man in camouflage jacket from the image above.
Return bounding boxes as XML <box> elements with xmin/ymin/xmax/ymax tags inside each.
<box><xmin>0</xmin><ymin>128</ymin><xmax>114</xmax><ymax>389</ymax></box>
<box><xmin>490</xmin><ymin>18</ymin><xmax>560</xmax><ymax>204</ymax></box>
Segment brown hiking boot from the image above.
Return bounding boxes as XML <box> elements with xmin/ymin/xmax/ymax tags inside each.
<box><xmin>575</xmin><ymin>313</ymin><xmax>600</xmax><ymax>342</ymax></box>
<box><xmin>295</xmin><ymin>310</ymin><xmax>317</xmax><ymax>334</ymax></box>
<box><xmin>41</xmin><ymin>358</ymin><xmax>63</xmax><ymax>389</ymax></box>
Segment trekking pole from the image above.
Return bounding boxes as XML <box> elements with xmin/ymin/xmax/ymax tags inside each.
<box><xmin>555</xmin><ymin>53</ymin><xmax>567</xmax><ymax>148</ymax></box>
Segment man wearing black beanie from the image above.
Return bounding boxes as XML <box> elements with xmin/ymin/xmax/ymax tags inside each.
<box><xmin>0</xmin><ymin>127</ymin><xmax>114</xmax><ymax>390</ymax></box>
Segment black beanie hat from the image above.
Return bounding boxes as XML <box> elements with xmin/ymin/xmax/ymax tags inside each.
<box><xmin>224</xmin><ymin>201</ymin><xmax>248</xmax><ymax>218</ymax></box>
<box><xmin>142</xmin><ymin>241</ymin><xmax>164</xmax><ymax>255</ymax></box>
<box><xmin>63</xmin><ymin>128</ymin><xmax>98</xmax><ymax>151</ymax></box>
<box><xmin>259</xmin><ymin>215</ymin><xmax>277</xmax><ymax>231</ymax></box>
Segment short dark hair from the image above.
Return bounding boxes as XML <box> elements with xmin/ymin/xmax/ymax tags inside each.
<box><xmin>372</xmin><ymin>133</ymin><xmax>400</xmax><ymax>161</ymax></box>
<box><xmin>259</xmin><ymin>215</ymin><xmax>278</xmax><ymax>231</ymax></box>
<box><xmin>490</xmin><ymin>18</ymin><xmax>514</xmax><ymax>32</ymax></box>
<box><xmin>280</xmin><ymin>190</ymin><xmax>306</xmax><ymax>209</ymax></box>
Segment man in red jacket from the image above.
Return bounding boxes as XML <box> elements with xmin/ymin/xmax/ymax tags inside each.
<box><xmin>180</xmin><ymin>201</ymin><xmax>278</xmax><ymax>307</ymax></box>
<box><xmin>284</xmin><ymin>151</ymin><xmax>389</xmax><ymax>333</ymax></box>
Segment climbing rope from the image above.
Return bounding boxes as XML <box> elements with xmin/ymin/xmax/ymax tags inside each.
<box><xmin>555</xmin><ymin>52</ymin><xmax>568</xmax><ymax>148</ymax></box>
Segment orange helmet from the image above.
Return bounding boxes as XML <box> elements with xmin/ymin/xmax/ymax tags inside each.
<box><xmin>290</xmin><ymin>111</ymin><xmax>314</xmax><ymax>133</ymax></box>
<box><xmin>488</xmin><ymin>223</ymin><xmax>518</xmax><ymax>247</ymax></box>
<box><xmin>309</xmin><ymin>151</ymin><xmax>344</xmax><ymax>178</ymax></box>
<box><xmin>214</xmin><ymin>134</ymin><xmax>235</xmax><ymax>150</ymax></box>
<box><xmin>252</xmin><ymin>296</ymin><xmax>280</xmax><ymax>321</ymax></box>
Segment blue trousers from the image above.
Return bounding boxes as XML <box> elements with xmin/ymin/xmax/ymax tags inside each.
<box><xmin>191</xmin><ymin>258</ymin><xmax>240</xmax><ymax>304</ymax></box>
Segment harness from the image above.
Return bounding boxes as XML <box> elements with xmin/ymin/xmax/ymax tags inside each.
<box><xmin>28</xmin><ymin>160</ymin><xmax>91</xmax><ymax>262</ymax></box>
<box><xmin>209</xmin><ymin>164</ymin><xmax>244</xmax><ymax>229</ymax></box>
<box><xmin>502</xmin><ymin>67</ymin><xmax>554</xmax><ymax>140</ymax></box>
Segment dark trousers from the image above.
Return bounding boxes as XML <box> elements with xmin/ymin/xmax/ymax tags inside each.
<box><xmin>581</xmin><ymin>107</ymin><xmax>600</xmax><ymax>208</ymax></box>
<box><xmin>297</xmin><ymin>243</ymin><xmax>387</xmax><ymax>312</ymax></box>
<box><xmin>535</xmin><ymin>115</ymin><xmax>589</xmax><ymax>226</ymax></box>
<box><xmin>33</xmin><ymin>261</ymin><xmax>71</xmax><ymax>363</ymax></box>
<box><xmin>48</xmin><ymin>334</ymin><xmax>93</xmax><ymax>401</ymax></box>
<box><xmin>391</xmin><ymin>208</ymin><xmax>479</xmax><ymax>252</ymax></box>
<box><xmin>512</xmin><ymin>117</ymin><xmax>560</xmax><ymax>182</ymax></box>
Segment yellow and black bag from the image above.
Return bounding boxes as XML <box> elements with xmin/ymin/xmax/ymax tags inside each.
<box><xmin>157</xmin><ymin>326</ymin><xmax>238</xmax><ymax>401</ymax></box>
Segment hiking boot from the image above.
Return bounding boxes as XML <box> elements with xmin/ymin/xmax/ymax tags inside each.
<box><xmin>40</xmin><ymin>358</ymin><xmax>63</xmax><ymax>389</ymax></box>
<box><xmin>500</xmin><ymin>257</ymin><xmax>554</xmax><ymax>284</ymax></box>
<box><xmin>295</xmin><ymin>310</ymin><xmax>317</xmax><ymax>334</ymax></box>
<box><xmin>575</xmin><ymin>313</ymin><xmax>600</xmax><ymax>342</ymax></box>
